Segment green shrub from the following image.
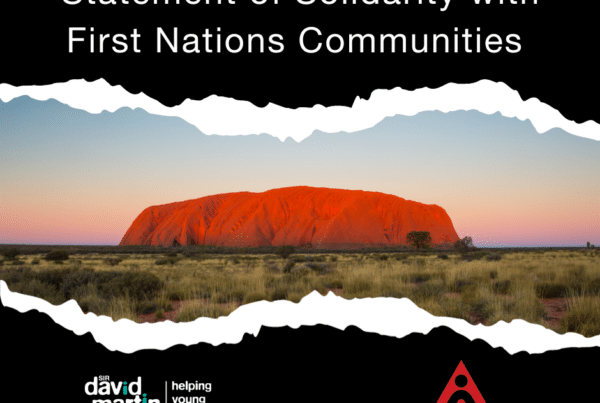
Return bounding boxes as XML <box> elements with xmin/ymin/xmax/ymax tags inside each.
<box><xmin>489</xmin><ymin>270</ymin><xmax>498</xmax><ymax>280</ymax></box>
<box><xmin>407</xmin><ymin>273</ymin><xmax>432</xmax><ymax>284</ymax></box>
<box><xmin>136</xmin><ymin>300</ymin><xmax>158</xmax><ymax>314</ymax></box>
<box><xmin>283</xmin><ymin>260</ymin><xmax>296</xmax><ymax>273</ymax></box>
<box><xmin>100</xmin><ymin>271</ymin><xmax>164</xmax><ymax>301</ymax></box>
<box><xmin>437</xmin><ymin>254</ymin><xmax>449</xmax><ymax>260</ymax></box>
<box><xmin>535</xmin><ymin>282</ymin><xmax>569</xmax><ymax>298</ymax></box>
<box><xmin>288</xmin><ymin>265</ymin><xmax>311</xmax><ymax>278</ymax></box>
<box><xmin>104</xmin><ymin>258</ymin><xmax>123</xmax><ymax>266</ymax></box>
<box><xmin>176</xmin><ymin>303</ymin><xmax>232</xmax><ymax>322</ymax></box>
<box><xmin>59</xmin><ymin>269</ymin><xmax>97</xmax><ymax>299</ymax></box>
<box><xmin>165</xmin><ymin>252</ymin><xmax>178</xmax><ymax>258</ymax></box>
<box><xmin>313</xmin><ymin>284</ymin><xmax>328</xmax><ymax>296</ymax></box>
<box><xmin>44</xmin><ymin>250</ymin><xmax>69</xmax><ymax>262</ymax></box>
<box><xmin>469</xmin><ymin>252</ymin><xmax>489</xmax><ymax>261</ymax></box>
<box><xmin>287</xmin><ymin>292</ymin><xmax>304</xmax><ymax>303</ymax></box>
<box><xmin>493</xmin><ymin>280</ymin><xmax>511</xmax><ymax>295</ymax></box>
<box><xmin>413</xmin><ymin>282</ymin><xmax>446</xmax><ymax>300</ymax></box>
<box><xmin>166</xmin><ymin>289</ymin><xmax>185</xmax><ymax>301</ymax></box>
<box><xmin>265</xmin><ymin>261</ymin><xmax>280</xmax><ymax>273</ymax></box>
<box><xmin>212</xmin><ymin>288</ymin><xmax>245</xmax><ymax>304</ymax></box>
<box><xmin>486</xmin><ymin>253</ymin><xmax>502</xmax><ymax>261</ymax></box>
<box><xmin>59</xmin><ymin>269</ymin><xmax>123</xmax><ymax>300</ymax></box>
<box><xmin>2</xmin><ymin>248</ymin><xmax>20</xmax><ymax>260</ymax></box>
<box><xmin>438</xmin><ymin>297</ymin><xmax>472</xmax><ymax>321</ymax></box>
<box><xmin>452</xmin><ymin>279</ymin><xmax>473</xmax><ymax>292</ymax></box>
<box><xmin>78</xmin><ymin>299</ymin><xmax>91</xmax><ymax>313</ymax></box>
<box><xmin>31</xmin><ymin>259</ymin><xmax>40</xmax><ymax>265</ymax></box>
<box><xmin>322</xmin><ymin>277</ymin><xmax>343</xmax><ymax>289</ymax></box>
<box><xmin>0</xmin><ymin>266</ymin><xmax>33</xmax><ymax>284</ymax></box>
<box><xmin>585</xmin><ymin>278</ymin><xmax>600</xmax><ymax>295</ymax></box>
<box><xmin>343</xmin><ymin>277</ymin><xmax>374</xmax><ymax>295</ymax></box>
<box><xmin>33</xmin><ymin>267</ymin><xmax>79</xmax><ymax>293</ymax></box>
<box><xmin>157</xmin><ymin>299</ymin><xmax>173</xmax><ymax>312</ymax></box>
<box><xmin>243</xmin><ymin>292</ymin><xmax>268</xmax><ymax>305</ymax></box>
<box><xmin>155</xmin><ymin>257</ymin><xmax>178</xmax><ymax>265</ymax></box>
<box><xmin>461</xmin><ymin>254</ymin><xmax>473</xmax><ymax>262</ymax></box>
<box><xmin>270</xmin><ymin>287</ymin><xmax>289</xmax><ymax>301</ymax></box>
<box><xmin>329</xmin><ymin>255</ymin><xmax>338</xmax><ymax>262</ymax></box>
<box><xmin>470</xmin><ymin>298</ymin><xmax>494</xmax><ymax>322</ymax></box>
<box><xmin>460</xmin><ymin>285</ymin><xmax>493</xmax><ymax>321</ymax></box>
<box><xmin>380</xmin><ymin>288</ymin><xmax>411</xmax><ymax>299</ymax></box>
<box><xmin>304</xmin><ymin>262</ymin><xmax>334</xmax><ymax>275</ymax></box>
<box><xmin>567</xmin><ymin>265</ymin><xmax>587</xmax><ymax>282</ymax></box>
<box><xmin>8</xmin><ymin>279</ymin><xmax>66</xmax><ymax>305</ymax></box>
<box><xmin>559</xmin><ymin>300</ymin><xmax>600</xmax><ymax>337</ymax></box>
<box><xmin>79</xmin><ymin>298</ymin><xmax>111</xmax><ymax>315</ymax></box>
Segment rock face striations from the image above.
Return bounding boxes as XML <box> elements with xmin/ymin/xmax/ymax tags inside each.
<box><xmin>119</xmin><ymin>186</ymin><xmax>459</xmax><ymax>248</ymax></box>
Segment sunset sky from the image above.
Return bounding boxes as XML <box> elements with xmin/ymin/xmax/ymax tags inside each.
<box><xmin>1</xmin><ymin>96</ymin><xmax>598</xmax><ymax>247</ymax></box>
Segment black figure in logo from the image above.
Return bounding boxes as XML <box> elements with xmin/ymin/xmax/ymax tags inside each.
<box><xmin>446</xmin><ymin>374</ymin><xmax>476</xmax><ymax>403</ymax></box>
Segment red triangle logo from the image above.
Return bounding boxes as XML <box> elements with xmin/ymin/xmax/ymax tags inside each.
<box><xmin>436</xmin><ymin>361</ymin><xmax>486</xmax><ymax>403</ymax></box>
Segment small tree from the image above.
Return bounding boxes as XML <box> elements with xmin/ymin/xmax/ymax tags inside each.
<box><xmin>276</xmin><ymin>245</ymin><xmax>296</xmax><ymax>260</ymax></box>
<box><xmin>438</xmin><ymin>234</ymin><xmax>454</xmax><ymax>250</ymax></box>
<box><xmin>587</xmin><ymin>241</ymin><xmax>591</xmax><ymax>249</ymax></box>
<box><xmin>454</xmin><ymin>236</ymin><xmax>474</xmax><ymax>252</ymax></box>
<box><xmin>406</xmin><ymin>231</ymin><xmax>432</xmax><ymax>250</ymax></box>
<box><xmin>1</xmin><ymin>247</ymin><xmax>20</xmax><ymax>260</ymax></box>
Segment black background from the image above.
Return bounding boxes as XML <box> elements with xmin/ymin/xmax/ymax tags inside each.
<box><xmin>1</xmin><ymin>0</ymin><xmax>598</xmax><ymax>123</ymax></box>
<box><xmin>1</xmin><ymin>0</ymin><xmax>597</xmax><ymax>401</ymax></box>
<box><xmin>1</xmin><ymin>304</ymin><xmax>595</xmax><ymax>402</ymax></box>
<box><xmin>2</xmin><ymin>305</ymin><xmax>596</xmax><ymax>402</ymax></box>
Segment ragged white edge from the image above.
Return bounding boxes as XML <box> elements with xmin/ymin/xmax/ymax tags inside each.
<box><xmin>2</xmin><ymin>281</ymin><xmax>597</xmax><ymax>353</ymax></box>
<box><xmin>0</xmin><ymin>79</ymin><xmax>599</xmax><ymax>142</ymax></box>
<box><xmin>1</xmin><ymin>79</ymin><xmax>598</xmax><ymax>354</ymax></box>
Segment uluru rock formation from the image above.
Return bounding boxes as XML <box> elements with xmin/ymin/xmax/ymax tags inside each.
<box><xmin>119</xmin><ymin>186</ymin><xmax>459</xmax><ymax>248</ymax></box>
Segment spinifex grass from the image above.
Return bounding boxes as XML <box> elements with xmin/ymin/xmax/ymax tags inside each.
<box><xmin>1</xmin><ymin>250</ymin><xmax>599</xmax><ymax>334</ymax></box>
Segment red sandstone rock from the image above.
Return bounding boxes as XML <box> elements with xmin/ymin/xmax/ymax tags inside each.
<box><xmin>119</xmin><ymin>186</ymin><xmax>459</xmax><ymax>248</ymax></box>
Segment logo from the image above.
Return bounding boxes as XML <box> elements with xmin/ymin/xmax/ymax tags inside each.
<box><xmin>84</xmin><ymin>376</ymin><xmax>159</xmax><ymax>403</ymax></box>
<box><xmin>437</xmin><ymin>361</ymin><xmax>486</xmax><ymax>403</ymax></box>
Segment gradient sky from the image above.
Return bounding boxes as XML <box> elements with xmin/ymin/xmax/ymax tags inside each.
<box><xmin>1</xmin><ymin>96</ymin><xmax>598</xmax><ymax>246</ymax></box>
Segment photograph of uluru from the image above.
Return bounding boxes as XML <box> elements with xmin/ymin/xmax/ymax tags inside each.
<box><xmin>1</xmin><ymin>94</ymin><xmax>599</xmax><ymax>336</ymax></box>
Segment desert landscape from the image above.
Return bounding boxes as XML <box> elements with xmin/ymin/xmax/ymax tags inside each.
<box><xmin>1</xmin><ymin>239</ymin><xmax>599</xmax><ymax>336</ymax></box>
<box><xmin>2</xmin><ymin>97</ymin><xmax>599</xmax><ymax>338</ymax></box>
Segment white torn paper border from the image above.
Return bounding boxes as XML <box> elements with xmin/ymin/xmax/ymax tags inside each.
<box><xmin>1</xmin><ymin>281</ymin><xmax>597</xmax><ymax>354</ymax></box>
<box><xmin>1</xmin><ymin>79</ymin><xmax>599</xmax><ymax>353</ymax></box>
<box><xmin>0</xmin><ymin>79</ymin><xmax>598</xmax><ymax>142</ymax></box>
